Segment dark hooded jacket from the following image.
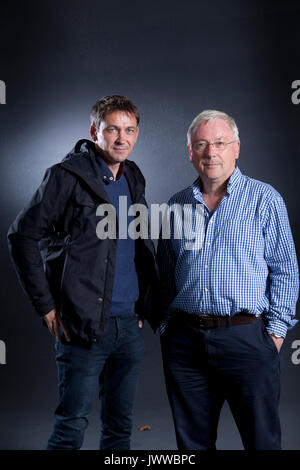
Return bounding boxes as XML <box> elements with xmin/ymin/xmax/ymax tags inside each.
<box><xmin>8</xmin><ymin>140</ymin><xmax>160</xmax><ymax>343</ymax></box>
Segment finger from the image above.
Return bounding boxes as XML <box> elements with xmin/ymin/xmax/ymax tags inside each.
<box><xmin>46</xmin><ymin>319</ymin><xmax>55</xmax><ymax>336</ymax></box>
<box><xmin>62</xmin><ymin>324</ymin><xmax>72</xmax><ymax>342</ymax></box>
<box><xmin>57</xmin><ymin>316</ymin><xmax>72</xmax><ymax>342</ymax></box>
<box><xmin>53</xmin><ymin>319</ymin><xmax>61</xmax><ymax>342</ymax></box>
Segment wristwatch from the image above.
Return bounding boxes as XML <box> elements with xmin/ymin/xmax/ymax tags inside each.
<box><xmin>269</xmin><ymin>332</ymin><xmax>284</xmax><ymax>339</ymax></box>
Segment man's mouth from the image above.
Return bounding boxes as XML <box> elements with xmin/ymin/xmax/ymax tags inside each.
<box><xmin>113</xmin><ymin>147</ymin><xmax>129</xmax><ymax>152</ymax></box>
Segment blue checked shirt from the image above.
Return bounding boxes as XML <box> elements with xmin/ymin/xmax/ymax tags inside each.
<box><xmin>157</xmin><ymin>167</ymin><xmax>299</xmax><ymax>337</ymax></box>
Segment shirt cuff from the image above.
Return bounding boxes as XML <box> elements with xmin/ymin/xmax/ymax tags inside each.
<box><xmin>265</xmin><ymin>319</ymin><xmax>288</xmax><ymax>338</ymax></box>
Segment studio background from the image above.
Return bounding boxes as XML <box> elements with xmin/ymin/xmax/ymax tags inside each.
<box><xmin>0</xmin><ymin>0</ymin><xmax>299</xmax><ymax>449</ymax></box>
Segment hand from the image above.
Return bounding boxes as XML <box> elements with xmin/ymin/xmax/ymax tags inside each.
<box><xmin>269</xmin><ymin>334</ymin><xmax>284</xmax><ymax>353</ymax></box>
<box><xmin>44</xmin><ymin>308</ymin><xmax>71</xmax><ymax>343</ymax></box>
<box><xmin>135</xmin><ymin>314</ymin><xmax>144</xmax><ymax>329</ymax></box>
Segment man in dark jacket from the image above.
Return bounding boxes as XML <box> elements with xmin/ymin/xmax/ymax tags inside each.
<box><xmin>8</xmin><ymin>95</ymin><xmax>158</xmax><ymax>450</ymax></box>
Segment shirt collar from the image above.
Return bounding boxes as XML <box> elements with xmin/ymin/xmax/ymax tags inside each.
<box><xmin>226</xmin><ymin>166</ymin><xmax>242</xmax><ymax>194</ymax></box>
<box><xmin>95</xmin><ymin>150</ymin><xmax>124</xmax><ymax>184</ymax></box>
<box><xmin>191</xmin><ymin>166</ymin><xmax>242</xmax><ymax>201</ymax></box>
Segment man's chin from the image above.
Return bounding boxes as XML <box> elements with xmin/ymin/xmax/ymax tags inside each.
<box><xmin>111</xmin><ymin>151</ymin><xmax>130</xmax><ymax>162</ymax></box>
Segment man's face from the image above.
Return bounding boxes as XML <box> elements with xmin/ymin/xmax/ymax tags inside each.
<box><xmin>90</xmin><ymin>110</ymin><xmax>139</xmax><ymax>166</ymax></box>
<box><xmin>188</xmin><ymin>119</ymin><xmax>240</xmax><ymax>184</ymax></box>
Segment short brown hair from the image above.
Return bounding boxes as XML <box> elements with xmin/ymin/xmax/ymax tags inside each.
<box><xmin>90</xmin><ymin>95</ymin><xmax>140</xmax><ymax>130</ymax></box>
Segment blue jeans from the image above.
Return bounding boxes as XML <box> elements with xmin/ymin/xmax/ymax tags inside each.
<box><xmin>47</xmin><ymin>314</ymin><xmax>145</xmax><ymax>450</ymax></box>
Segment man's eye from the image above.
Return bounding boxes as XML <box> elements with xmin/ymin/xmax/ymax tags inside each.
<box><xmin>126</xmin><ymin>128</ymin><xmax>135</xmax><ymax>133</ymax></box>
<box><xmin>215</xmin><ymin>141</ymin><xmax>225</xmax><ymax>148</ymax></box>
<box><xmin>107</xmin><ymin>127</ymin><xmax>117</xmax><ymax>132</ymax></box>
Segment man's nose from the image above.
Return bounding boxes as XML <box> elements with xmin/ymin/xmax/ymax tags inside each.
<box><xmin>205</xmin><ymin>142</ymin><xmax>215</xmax><ymax>157</ymax></box>
<box><xmin>116</xmin><ymin>130</ymin><xmax>126</xmax><ymax>143</ymax></box>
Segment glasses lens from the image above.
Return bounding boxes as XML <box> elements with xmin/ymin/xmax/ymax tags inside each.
<box><xmin>214</xmin><ymin>142</ymin><xmax>225</xmax><ymax>150</ymax></box>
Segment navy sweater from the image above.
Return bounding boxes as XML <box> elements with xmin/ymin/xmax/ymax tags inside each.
<box><xmin>97</xmin><ymin>157</ymin><xmax>139</xmax><ymax>316</ymax></box>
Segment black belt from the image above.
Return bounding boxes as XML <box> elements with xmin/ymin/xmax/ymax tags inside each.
<box><xmin>177</xmin><ymin>311</ymin><xmax>260</xmax><ymax>329</ymax></box>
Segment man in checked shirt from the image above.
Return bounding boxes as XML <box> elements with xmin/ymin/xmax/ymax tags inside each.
<box><xmin>157</xmin><ymin>109</ymin><xmax>299</xmax><ymax>450</ymax></box>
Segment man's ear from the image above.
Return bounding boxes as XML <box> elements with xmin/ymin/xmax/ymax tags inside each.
<box><xmin>235</xmin><ymin>141</ymin><xmax>240</xmax><ymax>160</ymax></box>
<box><xmin>132</xmin><ymin>126</ymin><xmax>139</xmax><ymax>145</ymax></box>
<box><xmin>90</xmin><ymin>124</ymin><xmax>97</xmax><ymax>142</ymax></box>
<box><xmin>187</xmin><ymin>144</ymin><xmax>193</xmax><ymax>162</ymax></box>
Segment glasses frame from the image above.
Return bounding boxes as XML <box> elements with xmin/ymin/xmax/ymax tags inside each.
<box><xmin>192</xmin><ymin>140</ymin><xmax>237</xmax><ymax>152</ymax></box>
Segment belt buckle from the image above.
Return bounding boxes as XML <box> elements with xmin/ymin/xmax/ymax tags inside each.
<box><xmin>196</xmin><ymin>315</ymin><xmax>207</xmax><ymax>329</ymax></box>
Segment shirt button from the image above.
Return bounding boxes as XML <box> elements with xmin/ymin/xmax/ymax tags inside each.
<box><xmin>98</xmin><ymin>297</ymin><xmax>103</xmax><ymax>303</ymax></box>
<box><xmin>205</xmin><ymin>288</ymin><xmax>208</xmax><ymax>292</ymax></box>
<box><xmin>109</xmin><ymin>176</ymin><xmax>113</xmax><ymax>181</ymax></box>
<box><xmin>207</xmin><ymin>242</ymin><xmax>211</xmax><ymax>246</ymax></box>
<box><xmin>104</xmin><ymin>258</ymin><xmax>108</xmax><ymax>263</ymax></box>
<box><xmin>205</xmin><ymin>265</ymin><xmax>208</xmax><ymax>268</ymax></box>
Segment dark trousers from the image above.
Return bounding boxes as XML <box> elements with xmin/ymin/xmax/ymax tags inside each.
<box><xmin>47</xmin><ymin>314</ymin><xmax>145</xmax><ymax>450</ymax></box>
<box><xmin>160</xmin><ymin>316</ymin><xmax>281</xmax><ymax>450</ymax></box>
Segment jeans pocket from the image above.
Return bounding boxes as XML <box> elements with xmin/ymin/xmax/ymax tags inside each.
<box><xmin>261</xmin><ymin>324</ymin><xmax>280</xmax><ymax>356</ymax></box>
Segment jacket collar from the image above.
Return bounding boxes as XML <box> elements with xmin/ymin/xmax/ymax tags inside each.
<box><xmin>59</xmin><ymin>139</ymin><xmax>144</xmax><ymax>203</ymax></box>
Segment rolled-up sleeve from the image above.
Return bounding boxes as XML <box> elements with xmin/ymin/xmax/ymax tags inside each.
<box><xmin>263</xmin><ymin>195</ymin><xmax>299</xmax><ymax>337</ymax></box>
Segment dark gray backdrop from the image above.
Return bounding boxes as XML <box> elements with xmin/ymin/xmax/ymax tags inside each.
<box><xmin>0</xmin><ymin>0</ymin><xmax>299</xmax><ymax>449</ymax></box>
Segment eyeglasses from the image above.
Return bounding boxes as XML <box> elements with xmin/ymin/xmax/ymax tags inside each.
<box><xmin>192</xmin><ymin>140</ymin><xmax>237</xmax><ymax>152</ymax></box>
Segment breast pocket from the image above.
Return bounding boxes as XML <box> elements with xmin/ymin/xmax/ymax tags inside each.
<box><xmin>74</xmin><ymin>191</ymin><xmax>97</xmax><ymax>209</ymax></box>
<box><xmin>72</xmin><ymin>192</ymin><xmax>98</xmax><ymax>232</ymax></box>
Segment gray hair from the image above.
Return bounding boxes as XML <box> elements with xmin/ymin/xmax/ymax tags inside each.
<box><xmin>187</xmin><ymin>109</ymin><xmax>239</xmax><ymax>145</ymax></box>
